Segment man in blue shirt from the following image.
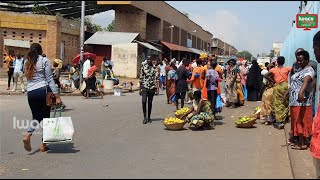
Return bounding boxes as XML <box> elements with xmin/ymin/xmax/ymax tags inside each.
<box><xmin>12</xmin><ymin>53</ymin><xmax>25</xmax><ymax>93</ymax></box>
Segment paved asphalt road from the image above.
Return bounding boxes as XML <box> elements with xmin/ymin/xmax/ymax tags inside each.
<box><xmin>0</xmin><ymin>91</ymin><xmax>293</xmax><ymax>178</ymax></box>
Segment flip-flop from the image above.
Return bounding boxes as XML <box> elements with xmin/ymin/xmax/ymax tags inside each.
<box><xmin>23</xmin><ymin>138</ymin><xmax>32</xmax><ymax>152</ymax></box>
<box><xmin>291</xmin><ymin>145</ymin><xmax>308</xmax><ymax>150</ymax></box>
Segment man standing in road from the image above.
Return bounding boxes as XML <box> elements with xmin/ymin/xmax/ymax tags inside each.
<box><xmin>81</xmin><ymin>56</ymin><xmax>92</xmax><ymax>96</ymax></box>
<box><xmin>140</xmin><ymin>56</ymin><xmax>158</xmax><ymax>124</ymax></box>
<box><xmin>311</xmin><ymin>30</ymin><xmax>320</xmax><ymax>179</ymax></box>
<box><xmin>12</xmin><ymin>53</ymin><xmax>25</xmax><ymax>93</ymax></box>
<box><xmin>175</xmin><ymin>58</ymin><xmax>190</xmax><ymax>110</ymax></box>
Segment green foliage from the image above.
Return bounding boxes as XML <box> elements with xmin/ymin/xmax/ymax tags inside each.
<box><xmin>105</xmin><ymin>20</ymin><xmax>115</xmax><ymax>32</ymax></box>
<box><xmin>32</xmin><ymin>2</ymin><xmax>51</xmax><ymax>15</ymax></box>
<box><xmin>237</xmin><ymin>50</ymin><xmax>253</xmax><ymax>61</ymax></box>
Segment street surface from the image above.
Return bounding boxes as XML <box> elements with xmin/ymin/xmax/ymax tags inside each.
<box><xmin>0</xmin><ymin>91</ymin><xmax>293</xmax><ymax>178</ymax></box>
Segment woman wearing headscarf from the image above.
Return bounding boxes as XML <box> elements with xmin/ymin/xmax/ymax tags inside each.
<box><xmin>239</xmin><ymin>60</ymin><xmax>248</xmax><ymax>100</ymax></box>
<box><xmin>165</xmin><ymin>58</ymin><xmax>177</xmax><ymax>104</ymax></box>
<box><xmin>225</xmin><ymin>59</ymin><xmax>238</xmax><ymax>108</ymax></box>
<box><xmin>246</xmin><ymin>60</ymin><xmax>263</xmax><ymax>101</ymax></box>
<box><xmin>265</xmin><ymin>56</ymin><xmax>292</xmax><ymax>129</ymax></box>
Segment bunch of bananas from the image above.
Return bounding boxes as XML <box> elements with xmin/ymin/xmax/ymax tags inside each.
<box><xmin>235</xmin><ymin>116</ymin><xmax>253</xmax><ymax>125</ymax></box>
<box><xmin>175</xmin><ymin>107</ymin><xmax>190</xmax><ymax>116</ymax></box>
<box><xmin>163</xmin><ymin>117</ymin><xmax>184</xmax><ymax>125</ymax></box>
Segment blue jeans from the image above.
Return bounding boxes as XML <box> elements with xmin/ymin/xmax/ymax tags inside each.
<box><xmin>27</xmin><ymin>86</ymin><xmax>51</xmax><ymax>133</ymax></box>
<box><xmin>101</xmin><ymin>70</ymin><xmax>107</xmax><ymax>80</ymax></box>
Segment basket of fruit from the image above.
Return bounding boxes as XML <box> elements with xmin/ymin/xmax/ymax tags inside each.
<box><xmin>163</xmin><ymin>117</ymin><xmax>187</xmax><ymax>130</ymax></box>
<box><xmin>235</xmin><ymin>116</ymin><xmax>256</xmax><ymax>128</ymax></box>
<box><xmin>174</xmin><ymin>107</ymin><xmax>190</xmax><ymax>120</ymax></box>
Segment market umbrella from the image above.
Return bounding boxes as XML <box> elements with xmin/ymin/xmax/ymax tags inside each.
<box><xmin>72</xmin><ymin>52</ymin><xmax>96</xmax><ymax>64</ymax></box>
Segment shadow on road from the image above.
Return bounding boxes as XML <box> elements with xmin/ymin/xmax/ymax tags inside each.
<box><xmin>152</xmin><ymin>118</ymin><xmax>164</xmax><ymax>121</ymax></box>
<box><xmin>62</xmin><ymin>108</ymin><xmax>75</xmax><ymax>112</ymax></box>
<box><xmin>215</xmin><ymin>116</ymin><xmax>224</xmax><ymax>120</ymax></box>
<box><xmin>214</xmin><ymin>121</ymin><xmax>225</xmax><ymax>126</ymax></box>
<box><xmin>47</xmin><ymin>143</ymin><xmax>80</xmax><ymax>154</ymax></box>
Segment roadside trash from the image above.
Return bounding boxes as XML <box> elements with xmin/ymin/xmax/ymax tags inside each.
<box><xmin>22</xmin><ymin>169</ymin><xmax>28</xmax><ymax>171</ymax></box>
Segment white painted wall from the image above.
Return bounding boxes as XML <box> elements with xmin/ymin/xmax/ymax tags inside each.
<box><xmin>112</xmin><ymin>43</ymin><xmax>138</xmax><ymax>78</ymax></box>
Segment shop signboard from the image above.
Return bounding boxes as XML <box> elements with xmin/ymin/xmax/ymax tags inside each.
<box><xmin>296</xmin><ymin>13</ymin><xmax>318</xmax><ymax>30</ymax></box>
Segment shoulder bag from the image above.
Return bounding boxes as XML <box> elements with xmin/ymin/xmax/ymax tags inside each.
<box><xmin>41</xmin><ymin>57</ymin><xmax>56</xmax><ymax>107</ymax></box>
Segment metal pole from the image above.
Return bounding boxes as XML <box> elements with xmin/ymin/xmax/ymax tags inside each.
<box><xmin>79</xmin><ymin>1</ymin><xmax>85</xmax><ymax>84</ymax></box>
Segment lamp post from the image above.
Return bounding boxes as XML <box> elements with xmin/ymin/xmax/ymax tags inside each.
<box><xmin>79</xmin><ymin>1</ymin><xmax>85</xmax><ymax>84</ymax></box>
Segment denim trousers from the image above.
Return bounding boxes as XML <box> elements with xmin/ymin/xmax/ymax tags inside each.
<box><xmin>27</xmin><ymin>86</ymin><xmax>51</xmax><ymax>133</ymax></box>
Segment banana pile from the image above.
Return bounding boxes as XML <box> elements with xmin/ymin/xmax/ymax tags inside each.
<box><xmin>163</xmin><ymin>117</ymin><xmax>184</xmax><ymax>125</ymax></box>
<box><xmin>175</xmin><ymin>107</ymin><xmax>190</xmax><ymax>116</ymax></box>
<box><xmin>235</xmin><ymin>116</ymin><xmax>253</xmax><ymax>125</ymax></box>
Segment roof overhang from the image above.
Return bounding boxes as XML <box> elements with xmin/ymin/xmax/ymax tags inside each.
<box><xmin>4</xmin><ymin>39</ymin><xmax>30</xmax><ymax>48</ymax></box>
<box><xmin>84</xmin><ymin>32</ymin><xmax>139</xmax><ymax>45</ymax></box>
<box><xmin>133</xmin><ymin>40</ymin><xmax>162</xmax><ymax>53</ymax></box>
<box><xmin>160</xmin><ymin>41</ymin><xmax>193</xmax><ymax>53</ymax></box>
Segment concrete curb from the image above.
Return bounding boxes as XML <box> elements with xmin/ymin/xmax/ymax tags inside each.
<box><xmin>0</xmin><ymin>88</ymin><xmax>140</xmax><ymax>96</ymax></box>
<box><xmin>283</xmin><ymin>124</ymin><xmax>296</xmax><ymax>179</ymax></box>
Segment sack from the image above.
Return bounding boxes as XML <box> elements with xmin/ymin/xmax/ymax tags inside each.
<box><xmin>42</xmin><ymin>108</ymin><xmax>74</xmax><ymax>143</ymax></box>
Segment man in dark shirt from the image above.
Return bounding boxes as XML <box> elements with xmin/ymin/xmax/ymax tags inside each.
<box><xmin>175</xmin><ymin>58</ymin><xmax>190</xmax><ymax>110</ymax></box>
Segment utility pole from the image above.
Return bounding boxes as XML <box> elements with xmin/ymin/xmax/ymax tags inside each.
<box><xmin>79</xmin><ymin>1</ymin><xmax>85</xmax><ymax>84</ymax></box>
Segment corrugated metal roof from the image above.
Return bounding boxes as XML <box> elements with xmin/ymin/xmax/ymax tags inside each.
<box><xmin>160</xmin><ymin>41</ymin><xmax>193</xmax><ymax>53</ymax></box>
<box><xmin>84</xmin><ymin>32</ymin><xmax>139</xmax><ymax>45</ymax></box>
<box><xmin>188</xmin><ymin>48</ymin><xmax>207</xmax><ymax>55</ymax></box>
<box><xmin>4</xmin><ymin>39</ymin><xmax>30</xmax><ymax>48</ymax></box>
<box><xmin>133</xmin><ymin>40</ymin><xmax>162</xmax><ymax>53</ymax></box>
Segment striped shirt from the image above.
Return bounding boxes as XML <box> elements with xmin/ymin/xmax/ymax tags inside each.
<box><xmin>24</xmin><ymin>55</ymin><xmax>58</xmax><ymax>94</ymax></box>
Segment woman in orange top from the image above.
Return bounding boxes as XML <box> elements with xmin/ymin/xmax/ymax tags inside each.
<box><xmin>189</xmin><ymin>59</ymin><xmax>205</xmax><ymax>92</ymax></box>
<box><xmin>265</xmin><ymin>56</ymin><xmax>292</xmax><ymax>129</ymax></box>
<box><xmin>4</xmin><ymin>50</ymin><xmax>15</xmax><ymax>90</ymax></box>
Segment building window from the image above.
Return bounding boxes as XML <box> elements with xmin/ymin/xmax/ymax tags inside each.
<box><xmin>39</xmin><ymin>41</ymin><xmax>42</xmax><ymax>43</ymax></box>
<box><xmin>21</xmin><ymin>32</ymin><xmax>24</xmax><ymax>35</ymax></box>
<box><xmin>30</xmin><ymin>33</ymin><xmax>33</xmax><ymax>36</ymax></box>
<box><xmin>39</xmin><ymin>33</ymin><xmax>42</xmax><ymax>36</ymax></box>
<box><xmin>22</xmin><ymin>36</ymin><xmax>24</xmax><ymax>38</ymax></box>
<box><xmin>3</xmin><ymin>31</ymin><xmax>7</xmax><ymax>34</ymax></box>
<box><xmin>30</xmin><ymin>36</ymin><xmax>33</xmax><ymax>39</ymax></box>
<box><xmin>13</xmin><ymin>32</ymin><xmax>15</xmax><ymax>34</ymax></box>
<box><xmin>39</xmin><ymin>37</ymin><xmax>42</xmax><ymax>40</ymax></box>
<box><xmin>30</xmin><ymin>40</ymin><xmax>33</xmax><ymax>42</ymax></box>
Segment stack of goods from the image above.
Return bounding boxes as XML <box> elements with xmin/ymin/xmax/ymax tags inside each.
<box><xmin>174</xmin><ymin>107</ymin><xmax>190</xmax><ymax>119</ymax></box>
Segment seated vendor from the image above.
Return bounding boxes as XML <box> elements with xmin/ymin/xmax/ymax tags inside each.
<box><xmin>181</xmin><ymin>90</ymin><xmax>215</xmax><ymax>129</ymax></box>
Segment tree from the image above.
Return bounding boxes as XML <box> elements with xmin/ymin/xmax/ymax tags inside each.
<box><xmin>32</xmin><ymin>2</ymin><xmax>51</xmax><ymax>15</ymax></box>
<box><xmin>268</xmin><ymin>49</ymin><xmax>275</xmax><ymax>58</ymax></box>
<box><xmin>105</xmin><ymin>20</ymin><xmax>115</xmax><ymax>32</ymax></box>
<box><xmin>237</xmin><ymin>50</ymin><xmax>253</xmax><ymax>61</ymax></box>
<box><xmin>183</xmin><ymin>11</ymin><xmax>189</xmax><ymax>18</ymax></box>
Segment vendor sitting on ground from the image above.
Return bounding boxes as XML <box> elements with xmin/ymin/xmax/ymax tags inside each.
<box><xmin>181</xmin><ymin>90</ymin><xmax>215</xmax><ymax>129</ymax></box>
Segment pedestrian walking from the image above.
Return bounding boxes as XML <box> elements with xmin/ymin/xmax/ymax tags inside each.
<box><xmin>22</xmin><ymin>43</ymin><xmax>62</xmax><ymax>152</ymax></box>
<box><xmin>69</xmin><ymin>63</ymin><xmax>80</xmax><ymax>89</ymax></box>
<box><xmin>159</xmin><ymin>60</ymin><xmax>166</xmax><ymax>90</ymax></box>
<box><xmin>139</xmin><ymin>57</ymin><xmax>158</xmax><ymax>124</ymax></box>
<box><xmin>225</xmin><ymin>59</ymin><xmax>238</xmax><ymax>108</ymax></box>
<box><xmin>246</xmin><ymin>60</ymin><xmax>263</xmax><ymax>102</ymax></box>
<box><xmin>12</xmin><ymin>53</ymin><xmax>25</xmax><ymax>93</ymax></box>
<box><xmin>84</xmin><ymin>59</ymin><xmax>103</xmax><ymax>99</ymax></box>
<box><xmin>206</xmin><ymin>60</ymin><xmax>221</xmax><ymax>117</ymax></box>
<box><xmin>289</xmin><ymin>50</ymin><xmax>314</xmax><ymax>150</ymax></box>
<box><xmin>52</xmin><ymin>59</ymin><xmax>66</xmax><ymax>110</ymax></box>
<box><xmin>165</xmin><ymin>59</ymin><xmax>177</xmax><ymax>105</ymax></box>
<box><xmin>4</xmin><ymin>50</ymin><xmax>15</xmax><ymax>90</ymax></box>
<box><xmin>175</xmin><ymin>58</ymin><xmax>190</xmax><ymax>110</ymax></box>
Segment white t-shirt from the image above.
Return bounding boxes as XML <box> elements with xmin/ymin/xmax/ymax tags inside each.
<box><xmin>261</xmin><ymin>69</ymin><xmax>268</xmax><ymax>85</ymax></box>
<box><xmin>82</xmin><ymin>59</ymin><xmax>91</xmax><ymax>78</ymax></box>
<box><xmin>159</xmin><ymin>64</ymin><xmax>166</xmax><ymax>76</ymax></box>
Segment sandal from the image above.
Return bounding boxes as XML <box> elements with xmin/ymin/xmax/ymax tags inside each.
<box><xmin>40</xmin><ymin>144</ymin><xmax>51</xmax><ymax>152</ymax></box>
<box><xmin>291</xmin><ymin>145</ymin><xmax>308</xmax><ymax>150</ymax></box>
<box><xmin>23</xmin><ymin>138</ymin><xmax>32</xmax><ymax>152</ymax></box>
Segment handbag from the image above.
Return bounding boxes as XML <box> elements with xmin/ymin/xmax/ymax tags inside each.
<box><xmin>42</xmin><ymin>107</ymin><xmax>74</xmax><ymax>143</ymax></box>
<box><xmin>41</xmin><ymin>56</ymin><xmax>56</xmax><ymax>107</ymax></box>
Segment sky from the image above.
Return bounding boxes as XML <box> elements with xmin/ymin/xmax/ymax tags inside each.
<box><xmin>89</xmin><ymin>1</ymin><xmax>300</xmax><ymax>57</ymax></box>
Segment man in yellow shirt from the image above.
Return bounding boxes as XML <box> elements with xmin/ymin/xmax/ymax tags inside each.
<box><xmin>3</xmin><ymin>50</ymin><xmax>15</xmax><ymax>90</ymax></box>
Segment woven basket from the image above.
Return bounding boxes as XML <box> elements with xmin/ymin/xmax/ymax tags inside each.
<box><xmin>163</xmin><ymin>121</ymin><xmax>187</xmax><ymax>131</ymax></box>
<box><xmin>236</xmin><ymin>118</ymin><xmax>256</xmax><ymax>128</ymax></box>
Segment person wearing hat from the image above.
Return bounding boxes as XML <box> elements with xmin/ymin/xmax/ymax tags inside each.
<box><xmin>52</xmin><ymin>59</ymin><xmax>66</xmax><ymax>111</ymax></box>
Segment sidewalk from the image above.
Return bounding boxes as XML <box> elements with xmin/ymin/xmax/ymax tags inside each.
<box><xmin>0</xmin><ymin>77</ymin><xmax>140</xmax><ymax>96</ymax></box>
<box><xmin>284</xmin><ymin>123</ymin><xmax>315</xmax><ymax>179</ymax></box>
